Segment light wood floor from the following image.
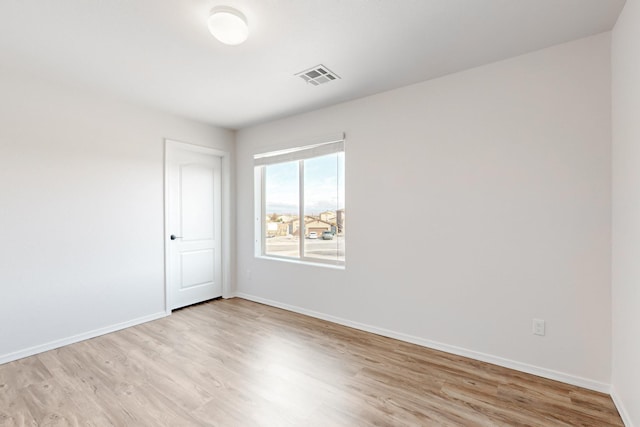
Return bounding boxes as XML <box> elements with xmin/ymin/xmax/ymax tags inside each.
<box><xmin>0</xmin><ymin>298</ymin><xmax>623</xmax><ymax>426</ymax></box>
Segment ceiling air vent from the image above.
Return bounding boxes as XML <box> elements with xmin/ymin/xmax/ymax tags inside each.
<box><xmin>295</xmin><ymin>64</ymin><xmax>340</xmax><ymax>86</ymax></box>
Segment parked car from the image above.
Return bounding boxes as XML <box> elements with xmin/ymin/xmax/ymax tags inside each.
<box><xmin>322</xmin><ymin>231</ymin><xmax>334</xmax><ymax>240</ymax></box>
<box><xmin>308</xmin><ymin>232</ymin><xmax>318</xmax><ymax>239</ymax></box>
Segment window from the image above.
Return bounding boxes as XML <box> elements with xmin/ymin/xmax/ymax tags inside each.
<box><xmin>254</xmin><ymin>135</ymin><xmax>345</xmax><ymax>266</ymax></box>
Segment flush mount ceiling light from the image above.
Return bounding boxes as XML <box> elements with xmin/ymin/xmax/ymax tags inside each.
<box><xmin>207</xmin><ymin>6</ymin><xmax>248</xmax><ymax>46</ymax></box>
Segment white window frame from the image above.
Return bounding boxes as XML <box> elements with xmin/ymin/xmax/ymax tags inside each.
<box><xmin>254</xmin><ymin>133</ymin><xmax>345</xmax><ymax>267</ymax></box>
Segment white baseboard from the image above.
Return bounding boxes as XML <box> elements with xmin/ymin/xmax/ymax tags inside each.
<box><xmin>235</xmin><ymin>292</ymin><xmax>611</xmax><ymax>394</ymax></box>
<box><xmin>610</xmin><ymin>385</ymin><xmax>634</xmax><ymax>427</ymax></box>
<box><xmin>0</xmin><ymin>311</ymin><xmax>169</xmax><ymax>365</ymax></box>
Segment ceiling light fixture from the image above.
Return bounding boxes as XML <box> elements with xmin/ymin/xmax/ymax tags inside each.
<box><xmin>207</xmin><ymin>6</ymin><xmax>249</xmax><ymax>46</ymax></box>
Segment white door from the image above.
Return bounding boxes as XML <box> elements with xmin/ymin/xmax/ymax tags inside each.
<box><xmin>167</xmin><ymin>145</ymin><xmax>222</xmax><ymax>310</ymax></box>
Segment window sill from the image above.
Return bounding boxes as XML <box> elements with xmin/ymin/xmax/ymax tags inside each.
<box><xmin>256</xmin><ymin>255</ymin><xmax>345</xmax><ymax>270</ymax></box>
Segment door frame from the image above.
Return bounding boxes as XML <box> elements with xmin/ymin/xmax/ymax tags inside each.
<box><xmin>164</xmin><ymin>139</ymin><xmax>232</xmax><ymax>314</ymax></box>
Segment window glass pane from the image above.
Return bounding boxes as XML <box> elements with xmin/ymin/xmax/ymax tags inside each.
<box><xmin>303</xmin><ymin>153</ymin><xmax>345</xmax><ymax>262</ymax></box>
<box><xmin>264</xmin><ymin>161</ymin><xmax>299</xmax><ymax>258</ymax></box>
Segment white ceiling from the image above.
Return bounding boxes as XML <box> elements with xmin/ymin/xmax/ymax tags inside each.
<box><xmin>0</xmin><ymin>0</ymin><xmax>625</xmax><ymax>130</ymax></box>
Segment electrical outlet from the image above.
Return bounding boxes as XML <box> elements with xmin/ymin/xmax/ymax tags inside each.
<box><xmin>533</xmin><ymin>319</ymin><xmax>545</xmax><ymax>336</ymax></box>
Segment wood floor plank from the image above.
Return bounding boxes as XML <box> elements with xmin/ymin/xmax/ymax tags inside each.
<box><xmin>0</xmin><ymin>298</ymin><xmax>624</xmax><ymax>426</ymax></box>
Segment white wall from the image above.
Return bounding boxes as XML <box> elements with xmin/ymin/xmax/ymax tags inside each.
<box><xmin>236</xmin><ymin>34</ymin><xmax>612</xmax><ymax>389</ymax></box>
<box><xmin>0</xmin><ymin>64</ymin><xmax>234</xmax><ymax>362</ymax></box>
<box><xmin>612</xmin><ymin>0</ymin><xmax>640</xmax><ymax>424</ymax></box>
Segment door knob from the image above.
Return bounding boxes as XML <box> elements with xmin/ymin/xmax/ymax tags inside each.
<box><xmin>170</xmin><ymin>235</ymin><xmax>183</xmax><ymax>240</ymax></box>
